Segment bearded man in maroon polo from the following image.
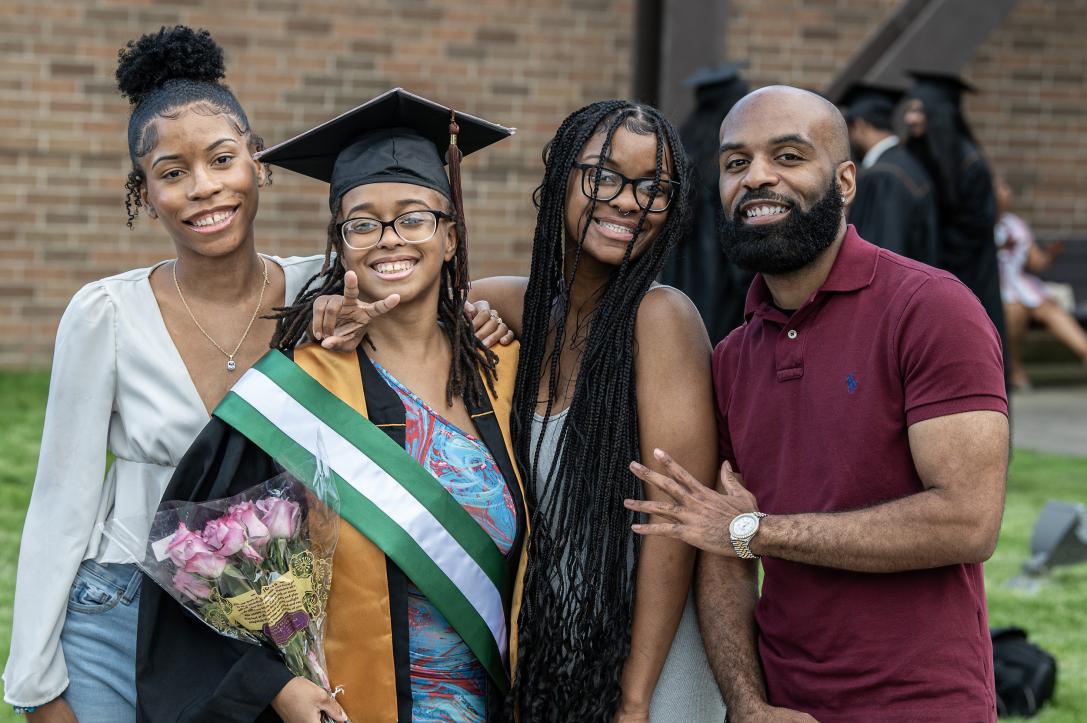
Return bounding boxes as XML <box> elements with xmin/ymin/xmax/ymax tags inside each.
<box><xmin>624</xmin><ymin>86</ymin><xmax>1007</xmax><ymax>723</ymax></box>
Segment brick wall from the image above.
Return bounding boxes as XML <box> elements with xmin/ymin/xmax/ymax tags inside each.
<box><xmin>0</xmin><ymin>0</ymin><xmax>633</xmax><ymax>366</ymax></box>
<box><xmin>3</xmin><ymin>0</ymin><xmax>1084</xmax><ymax>367</ymax></box>
<box><xmin>725</xmin><ymin>0</ymin><xmax>1087</xmax><ymax>240</ymax></box>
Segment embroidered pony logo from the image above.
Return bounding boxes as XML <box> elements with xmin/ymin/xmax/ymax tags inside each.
<box><xmin>846</xmin><ymin>373</ymin><xmax>859</xmax><ymax>394</ymax></box>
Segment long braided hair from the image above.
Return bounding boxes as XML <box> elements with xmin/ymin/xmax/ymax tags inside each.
<box><xmin>510</xmin><ymin>101</ymin><xmax>693</xmax><ymax>719</ymax></box>
<box><xmin>269</xmin><ymin>200</ymin><xmax>497</xmax><ymax>409</ymax></box>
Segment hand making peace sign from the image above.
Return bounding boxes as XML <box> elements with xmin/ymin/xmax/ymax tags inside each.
<box><xmin>310</xmin><ymin>270</ymin><xmax>514</xmax><ymax>351</ymax></box>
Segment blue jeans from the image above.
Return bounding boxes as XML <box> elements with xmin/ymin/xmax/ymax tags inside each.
<box><xmin>59</xmin><ymin>560</ymin><xmax>140</xmax><ymax>723</ymax></box>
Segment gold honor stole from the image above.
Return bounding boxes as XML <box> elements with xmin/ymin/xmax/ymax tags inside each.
<box><xmin>212</xmin><ymin>348</ymin><xmax>518</xmax><ymax>709</ymax></box>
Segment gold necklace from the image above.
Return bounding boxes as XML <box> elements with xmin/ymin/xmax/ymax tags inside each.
<box><xmin>172</xmin><ymin>257</ymin><xmax>269</xmax><ymax>372</ymax></box>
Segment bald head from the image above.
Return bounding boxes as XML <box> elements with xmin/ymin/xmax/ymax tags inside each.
<box><xmin>721</xmin><ymin>85</ymin><xmax>851</xmax><ymax>164</ymax></box>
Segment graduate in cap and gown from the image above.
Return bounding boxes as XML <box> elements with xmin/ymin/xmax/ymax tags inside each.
<box><xmin>659</xmin><ymin>62</ymin><xmax>753</xmax><ymax>343</ymax></box>
<box><xmin>843</xmin><ymin>83</ymin><xmax>941</xmax><ymax>266</ymax></box>
<box><xmin>903</xmin><ymin>71</ymin><xmax>1006</xmax><ymax>345</ymax></box>
<box><xmin>135</xmin><ymin>89</ymin><xmax>528</xmax><ymax>723</ymax></box>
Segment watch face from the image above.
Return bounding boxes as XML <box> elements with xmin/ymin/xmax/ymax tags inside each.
<box><xmin>731</xmin><ymin>514</ymin><xmax>757</xmax><ymax>538</ymax></box>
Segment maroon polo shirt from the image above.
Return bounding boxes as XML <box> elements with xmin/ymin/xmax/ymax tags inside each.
<box><xmin>713</xmin><ymin>226</ymin><xmax>1006</xmax><ymax>722</ymax></box>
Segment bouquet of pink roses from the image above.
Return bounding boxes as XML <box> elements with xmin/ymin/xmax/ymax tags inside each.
<box><xmin>104</xmin><ymin>465</ymin><xmax>342</xmax><ymax>706</ymax></box>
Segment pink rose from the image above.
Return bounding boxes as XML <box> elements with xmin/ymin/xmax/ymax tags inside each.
<box><xmin>183</xmin><ymin>549</ymin><xmax>227</xmax><ymax>578</ymax></box>
<box><xmin>257</xmin><ymin>498</ymin><xmax>300</xmax><ymax>539</ymax></box>
<box><xmin>172</xmin><ymin>570</ymin><xmax>212</xmax><ymax>602</ymax></box>
<box><xmin>165</xmin><ymin>523</ymin><xmax>227</xmax><ymax>578</ymax></box>
<box><xmin>203</xmin><ymin>516</ymin><xmax>247</xmax><ymax>557</ymax></box>
<box><xmin>229</xmin><ymin>502</ymin><xmax>270</xmax><ymax>548</ymax></box>
<box><xmin>239</xmin><ymin>543</ymin><xmax>264</xmax><ymax>564</ymax></box>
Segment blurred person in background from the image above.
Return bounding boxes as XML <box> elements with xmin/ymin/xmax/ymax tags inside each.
<box><xmin>843</xmin><ymin>84</ymin><xmax>940</xmax><ymax>267</ymax></box>
<box><xmin>994</xmin><ymin>174</ymin><xmax>1087</xmax><ymax>390</ymax></box>
<box><xmin>903</xmin><ymin>72</ymin><xmax>1006</xmax><ymax>351</ymax></box>
<box><xmin>659</xmin><ymin>63</ymin><xmax>753</xmax><ymax>344</ymax></box>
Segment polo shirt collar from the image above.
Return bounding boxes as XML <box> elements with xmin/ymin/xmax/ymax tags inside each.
<box><xmin>743</xmin><ymin>225</ymin><xmax>878</xmax><ymax>321</ymax></box>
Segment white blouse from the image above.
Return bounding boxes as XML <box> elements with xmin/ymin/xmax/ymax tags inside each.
<box><xmin>2</xmin><ymin>254</ymin><xmax>325</xmax><ymax>707</ymax></box>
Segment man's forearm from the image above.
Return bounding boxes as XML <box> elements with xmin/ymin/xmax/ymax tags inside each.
<box><xmin>752</xmin><ymin>486</ymin><xmax>1001</xmax><ymax>572</ymax></box>
<box><xmin>695</xmin><ymin>553</ymin><xmax>766</xmax><ymax>718</ymax></box>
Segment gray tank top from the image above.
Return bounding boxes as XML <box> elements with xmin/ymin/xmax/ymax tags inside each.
<box><xmin>529</xmin><ymin>412</ymin><xmax>726</xmax><ymax>722</ymax></box>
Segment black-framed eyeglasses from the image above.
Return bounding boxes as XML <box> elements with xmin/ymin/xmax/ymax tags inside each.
<box><xmin>573</xmin><ymin>161</ymin><xmax>680</xmax><ymax>212</ymax></box>
<box><xmin>337</xmin><ymin>209</ymin><xmax>455</xmax><ymax>250</ymax></box>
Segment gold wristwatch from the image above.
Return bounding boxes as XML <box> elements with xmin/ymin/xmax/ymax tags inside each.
<box><xmin>729</xmin><ymin>512</ymin><xmax>767</xmax><ymax>559</ymax></box>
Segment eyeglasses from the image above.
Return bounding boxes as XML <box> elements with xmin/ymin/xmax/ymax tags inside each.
<box><xmin>337</xmin><ymin>209</ymin><xmax>455</xmax><ymax>250</ymax></box>
<box><xmin>573</xmin><ymin>162</ymin><xmax>680</xmax><ymax>212</ymax></box>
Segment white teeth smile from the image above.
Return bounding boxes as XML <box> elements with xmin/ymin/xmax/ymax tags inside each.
<box><xmin>189</xmin><ymin>209</ymin><xmax>235</xmax><ymax>227</ymax></box>
<box><xmin>596</xmin><ymin>220</ymin><xmax>634</xmax><ymax>233</ymax></box>
<box><xmin>745</xmin><ymin>205</ymin><xmax>788</xmax><ymax>218</ymax></box>
<box><xmin>373</xmin><ymin>260</ymin><xmax>415</xmax><ymax>274</ymax></box>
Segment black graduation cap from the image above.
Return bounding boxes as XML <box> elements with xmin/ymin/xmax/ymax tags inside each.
<box><xmin>683</xmin><ymin>61</ymin><xmax>749</xmax><ymax>88</ymax></box>
<box><xmin>256</xmin><ymin>88</ymin><xmax>515</xmax><ymax>211</ymax></box>
<box><xmin>907</xmin><ymin>70</ymin><xmax>977</xmax><ymax>106</ymax></box>
<box><xmin>841</xmin><ymin>83</ymin><xmax>904</xmax><ymax>129</ymax></box>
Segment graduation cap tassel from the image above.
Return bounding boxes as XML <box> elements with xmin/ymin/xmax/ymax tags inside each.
<box><xmin>446</xmin><ymin>111</ymin><xmax>469</xmax><ymax>290</ymax></box>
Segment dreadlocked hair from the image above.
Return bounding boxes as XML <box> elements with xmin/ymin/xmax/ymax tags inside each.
<box><xmin>269</xmin><ymin>209</ymin><xmax>498</xmax><ymax>409</ymax></box>
<box><xmin>116</xmin><ymin>25</ymin><xmax>266</xmax><ymax>227</ymax></box>
<box><xmin>509</xmin><ymin>100</ymin><xmax>693</xmax><ymax>719</ymax></box>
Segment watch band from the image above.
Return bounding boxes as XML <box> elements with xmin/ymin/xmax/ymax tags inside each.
<box><xmin>731</xmin><ymin>536</ymin><xmax>756</xmax><ymax>559</ymax></box>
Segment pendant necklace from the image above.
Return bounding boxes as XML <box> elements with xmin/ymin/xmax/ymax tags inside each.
<box><xmin>173</xmin><ymin>257</ymin><xmax>269</xmax><ymax>372</ymax></box>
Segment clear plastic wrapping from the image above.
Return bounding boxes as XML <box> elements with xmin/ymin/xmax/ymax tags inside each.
<box><xmin>103</xmin><ymin>447</ymin><xmax>342</xmax><ymax>707</ymax></box>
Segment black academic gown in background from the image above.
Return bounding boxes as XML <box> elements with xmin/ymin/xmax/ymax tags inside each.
<box><xmin>849</xmin><ymin>143</ymin><xmax>941</xmax><ymax>268</ymax></box>
<box><xmin>659</xmin><ymin>181</ymin><xmax>753</xmax><ymax>345</ymax></box>
<box><xmin>135</xmin><ymin>350</ymin><xmax>526</xmax><ymax>723</ymax></box>
<box><xmin>939</xmin><ymin>141</ymin><xmax>1005</xmax><ymax>341</ymax></box>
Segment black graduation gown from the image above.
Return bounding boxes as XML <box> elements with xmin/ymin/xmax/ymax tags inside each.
<box><xmin>135</xmin><ymin>349</ymin><xmax>526</xmax><ymax>722</ymax></box>
<box><xmin>659</xmin><ymin>181</ymin><xmax>753</xmax><ymax>345</ymax></box>
<box><xmin>849</xmin><ymin>143</ymin><xmax>941</xmax><ymax>267</ymax></box>
<box><xmin>939</xmin><ymin>140</ymin><xmax>1005</xmax><ymax>341</ymax></box>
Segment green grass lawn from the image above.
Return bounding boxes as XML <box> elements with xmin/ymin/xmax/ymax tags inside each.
<box><xmin>0</xmin><ymin>370</ymin><xmax>1083</xmax><ymax>720</ymax></box>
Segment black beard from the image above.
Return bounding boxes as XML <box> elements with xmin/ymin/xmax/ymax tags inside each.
<box><xmin>717</xmin><ymin>179</ymin><xmax>844</xmax><ymax>275</ymax></box>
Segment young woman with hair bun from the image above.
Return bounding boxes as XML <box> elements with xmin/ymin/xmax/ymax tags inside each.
<box><xmin>1</xmin><ymin>25</ymin><xmax>325</xmax><ymax>722</ymax></box>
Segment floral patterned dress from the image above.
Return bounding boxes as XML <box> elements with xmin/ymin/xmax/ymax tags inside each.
<box><xmin>374</xmin><ymin>362</ymin><xmax>516</xmax><ymax>721</ymax></box>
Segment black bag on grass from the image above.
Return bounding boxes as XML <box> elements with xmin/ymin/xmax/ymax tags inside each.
<box><xmin>991</xmin><ymin>627</ymin><xmax>1057</xmax><ymax>718</ymax></box>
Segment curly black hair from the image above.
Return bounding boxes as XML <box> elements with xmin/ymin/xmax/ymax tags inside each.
<box><xmin>509</xmin><ymin>100</ymin><xmax>693</xmax><ymax>719</ymax></box>
<box><xmin>116</xmin><ymin>26</ymin><xmax>265</xmax><ymax>227</ymax></box>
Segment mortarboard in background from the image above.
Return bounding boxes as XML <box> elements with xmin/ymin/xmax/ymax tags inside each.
<box><xmin>841</xmin><ymin>83</ymin><xmax>905</xmax><ymax>130</ymax></box>
<box><xmin>907</xmin><ymin>70</ymin><xmax>978</xmax><ymax>107</ymax></box>
<box><xmin>683</xmin><ymin>61</ymin><xmax>749</xmax><ymax>89</ymax></box>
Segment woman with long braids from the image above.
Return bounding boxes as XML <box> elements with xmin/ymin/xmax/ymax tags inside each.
<box><xmin>319</xmin><ymin>101</ymin><xmax>724</xmax><ymax>720</ymax></box>
<box><xmin>137</xmin><ymin>90</ymin><xmax>530</xmax><ymax>722</ymax></box>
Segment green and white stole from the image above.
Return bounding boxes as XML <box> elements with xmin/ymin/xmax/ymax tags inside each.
<box><xmin>213</xmin><ymin>350</ymin><xmax>512</xmax><ymax>688</ymax></box>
